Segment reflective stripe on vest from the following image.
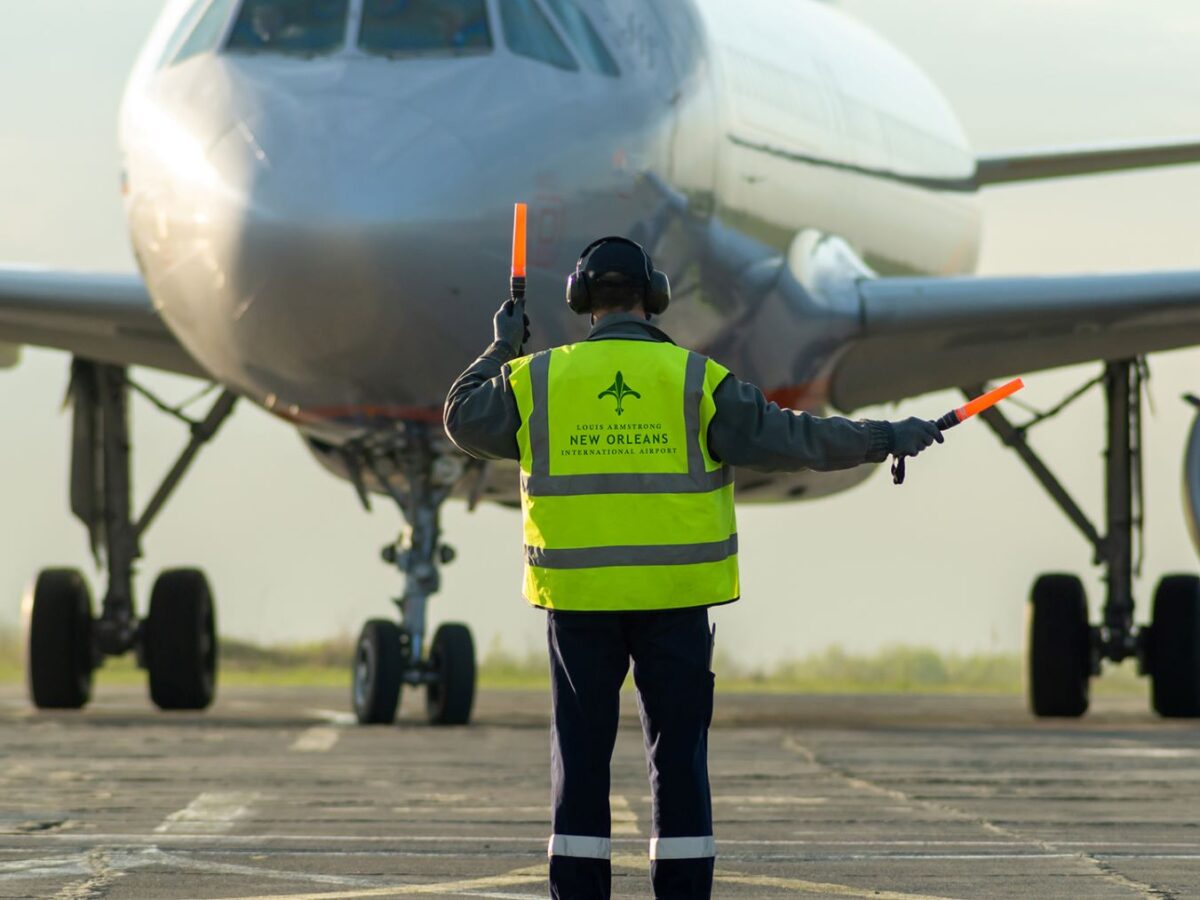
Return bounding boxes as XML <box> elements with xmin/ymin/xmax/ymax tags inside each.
<box><xmin>509</xmin><ymin>340</ymin><xmax>739</xmax><ymax>612</ymax></box>
<box><xmin>526</xmin><ymin>535</ymin><xmax>739</xmax><ymax>570</ymax></box>
<box><xmin>522</xmin><ymin>350</ymin><xmax>733</xmax><ymax>497</ymax></box>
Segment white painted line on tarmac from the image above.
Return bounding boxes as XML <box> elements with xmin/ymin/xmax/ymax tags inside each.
<box><xmin>727</xmin><ymin>852</ymin><xmax>1081</xmax><ymax>862</ymax></box>
<box><xmin>149</xmin><ymin>848</ymin><xmax>381</xmax><ymax>887</ymax></box>
<box><xmin>619</xmin><ymin>855</ymin><xmax>958</xmax><ymax>900</ymax></box>
<box><xmin>12</xmin><ymin>832</ymin><xmax>546</xmax><ymax>846</ymax></box>
<box><xmin>309</xmin><ymin>708</ymin><xmax>357</xmax><ymax>726</ymax></box>
<box><xmin>714</xmin><ymin>795</ymin><xmax>828</xmax><ymax>806</ymax></box>
<box><xmin>16</xmin><ymin>829</ymin><xmax>1200</xmax><ymax>860</ymax></box>
<box><xmin>291</xmin><ymin>727</ymin><xmax>340</xmax><ymax>752</ymax></box>
<box><xmin>711</xmin><ymin>870</ymin><xmax>958</xmax><ymax>899</ymax></box>
<box><xmin>155</xmin><ymin>792</ymin><xmax>260</xmax><ymax>834</ymax></box>
<box><xmin>389</xmin><ymin>806</ymin><xmax>546</xmax><ymax>816</ymax></box>
<box><xmin>0</xmin><ymin>853</ymin><xmax>90</xmax><ymax>881</ymax></box>
<box><xmin>610</xmin><ymin>795</ymin><xmax>639</xmax><ymax>836</ymax></box>
<box><xmin>182</xmin><ymin>863</ymin><xmax>549</xmax><ymax>900</ymax></box>
<box><xmin>0</xmin><ymin>847</ymin><xmax>386</xmax><ymax>890</ymax></box>
<box><xmin>1082</xmin><ymin>747</ymin><xmax>1199</xmax><ymax>758</ymax></box>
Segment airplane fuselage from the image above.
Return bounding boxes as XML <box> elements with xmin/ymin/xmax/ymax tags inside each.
<box><xmin>120</xmin><ymin>0</ymin><xmax>981</xmax><ymax>501</ymax></box>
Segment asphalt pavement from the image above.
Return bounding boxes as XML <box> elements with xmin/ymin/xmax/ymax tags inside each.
<box><xmin>1</xmin><ymin>684</ymin><xmax>1198</xmax><ymax>899</ymax></box>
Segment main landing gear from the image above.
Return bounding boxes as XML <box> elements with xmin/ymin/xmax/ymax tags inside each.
<box><xmin>973</xmin><ymin>359</ymin><xmax>1200</xmax><ymax>717</ymax></box>
<box><xmin>23</xmin><ymin>360</ymin><xmax>236</xmax><ymax>711</ymax></box>
<box><xmin>348</xmin><ymin>424</ymin><xmax>476</xmax><ymax>726</ymax></box>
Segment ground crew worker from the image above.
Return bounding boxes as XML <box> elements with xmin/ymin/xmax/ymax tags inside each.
<box><xmin>443</xmin><ymin>236</ymin><xmax>942</xmax><ymax>899</ymax></box>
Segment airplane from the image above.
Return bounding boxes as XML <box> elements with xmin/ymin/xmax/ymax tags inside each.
<box><xmin>9</xmin><ymin>0</ymin><xmax>1200</xmax><ymax>724</ymax></box>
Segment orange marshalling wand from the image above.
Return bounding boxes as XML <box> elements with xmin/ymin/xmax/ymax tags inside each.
<box><xmin>892</xmin><ymin>377</ymin><xmax>1025</xmax><ymax>485</ymax></box>
<box><xmin>935</xmin><ymin>377</ymin><xmax>1025</xmax><ymax>430</ymax></box>
<box><xmin>511</xmin><ymin>202</ymin><xmax>527</xmax><ymax>301</ymax></box>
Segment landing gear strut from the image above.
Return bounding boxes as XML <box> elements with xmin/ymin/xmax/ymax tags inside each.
<box><xmin>23</xmin><ymin>360</ymin><xmax>236</xmax><ymax>711</ymax></box>
<box><xmin>351</xmin><ymin>424</ymin><xmax>476</xmax><ymax>726</ymax></box>
<box><xmin>975</xmin><ymin>359</ymin><xmax>1200</xmax><ymax>717</ymax></box>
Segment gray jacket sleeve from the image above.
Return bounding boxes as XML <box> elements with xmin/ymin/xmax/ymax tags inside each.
<box><xmin>707</xmin><ymin>374</ymin><xmax>892</xmax><ymax>473</ymax></box>
<box><xmin>442</xmin><ymin>341</ymin><xmax>522</xmax><ymax>461</ymax></box>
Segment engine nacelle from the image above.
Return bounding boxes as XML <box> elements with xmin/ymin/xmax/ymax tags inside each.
<box><xmin>1186</xmin><ymin>396</ymin><xmax>1200</xmax><ymax>558</ymax></box>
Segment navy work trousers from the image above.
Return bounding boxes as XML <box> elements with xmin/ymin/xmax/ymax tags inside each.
<box><xmin>546</xmin><ymin>606</ymin><xmax>715</xmax><ymax>900</ymax></box>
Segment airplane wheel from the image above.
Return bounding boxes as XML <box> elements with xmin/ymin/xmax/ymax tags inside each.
<box><xmin>25</xmin><ymin>569</ymin><xmax>94</xmax><ymax>709</ymax></box>
<box><xmin>426</xmin><ymin>623</ymin><xmax>475</xmax><ymax>726</ymax></box>
<box><xmin>1028</xmin><ymin>573</ymin><xmax>1090</xmax><ymax>718</ymax></box>
<box><xmin>146</xmin><ymin>569</ymin><xmax>217</xmax><ymax>711</ymax></box>
<box><xmin>353</xmin><ymin>620</ymin><xmax>403</xmax><ymax>725</ymax></box>
<box><xmin>1149</xmin><ymin>575</ymin><xmax>1200</xmax><ymax>718</ymax></box>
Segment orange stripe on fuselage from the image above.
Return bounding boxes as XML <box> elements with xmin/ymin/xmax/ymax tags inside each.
<box><xmin>763</xmin><ymin>379</ymin><xmax>829</xmax><ymax>413</ymax></box>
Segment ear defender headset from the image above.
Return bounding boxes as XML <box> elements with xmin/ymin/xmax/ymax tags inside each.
<box><xmin>565</xmin><ymin>236</ymin><xmax>671</xmax><ymax>316</ymax></box>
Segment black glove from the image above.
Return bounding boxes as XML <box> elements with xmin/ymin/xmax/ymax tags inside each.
<box><xmin>890</xmin><ymin>417</ymin><xmax>944</xmax><ymax>457</ymax></box>
<box><xmin>493</xmin><ymin>298</ymin><xmax>530</xmax><ymax>355</ymax></box>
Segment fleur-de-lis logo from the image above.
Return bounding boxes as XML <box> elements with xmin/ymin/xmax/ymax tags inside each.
<box><xmin>598</xmin><ymin>371</ymin><xmax>640</xmax><ymax>416</ymax></box>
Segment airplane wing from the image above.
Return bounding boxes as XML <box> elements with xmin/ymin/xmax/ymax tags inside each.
<box><xmin>974</xmin><ymin>138</ymin><xmax>1200</xmax><ymax>187</ymax></box>
<box><xmin>0</xmin><ymin>268</ymin><xmax>205</xmax><ymax>378</ymax></box>
<box><xmin>830</xmin><ymin>269</ymin><xmax>1200</xmax><ymax>411</ymax></box>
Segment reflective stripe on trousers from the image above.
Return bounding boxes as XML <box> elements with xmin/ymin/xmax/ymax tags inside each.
<box><xmin>548</xmin><ymin>834</ymin><xmax>612</xmax><ymax>859</ymax></box>
<box><xmin>650</xmin><ymin>835</ymin><xmax>716</xmax><ymax>859</ymax></box>
<box><xmin>547</xmin><ymin>834</ymin><xmax>715</xmax><ymax>860</ymax></box>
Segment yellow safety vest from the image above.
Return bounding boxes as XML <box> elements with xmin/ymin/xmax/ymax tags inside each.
<box><xmin>507</xmin><ymin>339</ymin><xmax>739</xmax><ymax>612</ymax></box>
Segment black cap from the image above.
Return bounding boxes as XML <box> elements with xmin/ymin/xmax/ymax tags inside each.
<box><xmin>585</xmin><ymin>239</ymin><xmax>649</xmax><ymax>286</ymax></box>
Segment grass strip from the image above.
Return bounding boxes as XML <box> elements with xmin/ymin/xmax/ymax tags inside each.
<box><xmin>0</xmin><ymin>629</ymin><xmax>1146</xmax><ymax>695</ymax></box>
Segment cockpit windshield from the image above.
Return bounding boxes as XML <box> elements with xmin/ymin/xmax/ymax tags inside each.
<box><xmin>226</xmin><ymin>0</ymin><xmax>350</xmax><ymax>56</ymax></box>
<box><xmin>543</xmin><ymin>0</ymin><xmax>618</xmax><ymax>76</ymax></box>
<box><xmin>358</xmin><ymin>0</ymin><xmax>492</xmax><ymax>58</ymax></box>
<box><xmin>498</xmin><ymin>0</ymin><xmax>577</xmax><ymax>71</ymax></box>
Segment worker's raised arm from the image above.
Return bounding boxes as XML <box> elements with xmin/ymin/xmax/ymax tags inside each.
<box><xmin>706</xmin><ymin>373</ymin><xmax>938</xmax><ymax>473</ymax></box>
<box><xmin>442</xmin><ymin>300</ymin><xmax>529</xmax><ymax>461</ymax></box>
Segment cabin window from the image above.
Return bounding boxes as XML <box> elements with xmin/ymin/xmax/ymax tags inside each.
<box><xmin>226</xmin><ymin>0</ymin><xmax>351</xmax><ymax>56</ymax></box>
<box><xmin>358</xmin><ymin>0</ymin><xmax>492</xmax><ymax>58</ymax></box>
<box><xmin>172</xmin><ymin>0</ymin><xmax>239</xmax><ymax>66</ymax></box>
<box><xmin>543</xmin><ymin>0</ymin><xmax>618</xmax><ymax>76</ymax></box>
<box><xmin>498</xmin><ymin>0</ymin><xmax>578</xmax><ymax>71</ymax></box>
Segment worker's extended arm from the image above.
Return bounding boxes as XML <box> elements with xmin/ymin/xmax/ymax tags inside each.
<box><xmin>706</xmin><ymin>374</ymin><xmax>935</xmax><ymax>473</ymax></box>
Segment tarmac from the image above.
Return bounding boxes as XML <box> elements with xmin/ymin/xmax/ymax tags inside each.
<box><xmin>1</xmin><ymin>684</ymin><xmax>1199</xmax><ymax>899</ymax></box>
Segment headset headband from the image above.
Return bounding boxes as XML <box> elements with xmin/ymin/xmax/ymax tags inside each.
<box><xmin>566</xmin><ymin>234</ymin><xmax>670</xmax><ymax>317</ymax></box>
<box><xmin>576</xmin><ymin>236</ymin><xmax>653</xmax><ymax>282</ymax></box>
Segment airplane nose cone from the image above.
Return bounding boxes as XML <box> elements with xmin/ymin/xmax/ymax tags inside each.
<box><xmin>211</xmin><ymin>97</ymin><xmax>475</xmax><ymax>225</ymax></box>
<box><xmin>204</xmin><ymin>97</ymin><xmax>491</xmax><ymax>407</ymax></box>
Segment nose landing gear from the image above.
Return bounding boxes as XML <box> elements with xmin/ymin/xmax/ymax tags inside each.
<box><xmin>350</xmin><ymin>425</ymin><xmax>477</xmax><ymax>726</ymax></box>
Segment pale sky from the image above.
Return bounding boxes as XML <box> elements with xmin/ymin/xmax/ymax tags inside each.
<box><xmin>0</xmin><ymin>0</ymin><xmax>1198</xmax><ymax>667</ymax></box>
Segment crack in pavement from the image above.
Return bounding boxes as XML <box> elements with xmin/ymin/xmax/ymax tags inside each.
<box><xmin>52</xmin><ymin>848</ymin><xmax>123</xmax><ymax>900</ymax></box>
<box><xmin>783</xmin><ymin>736</ymin><xmax>1176</xmax><ymax>899</ymax></box>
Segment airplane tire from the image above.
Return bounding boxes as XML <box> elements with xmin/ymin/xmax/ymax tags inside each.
<box><xmin>146</xmin><ymin>569</ymin><xmax>217</xmax><ymax>711</ymax></box>
<box><xmin>426</xmin><ymin>623</ymin><xmax>475</xmax><ymax>726</ymax></box>
<box><xmin>353</xmin><ymin>620</ymin><xmax>403</xmax><ymax>725</ymax></box>
<box><xmin>1028</xmin><ymin>573</ymin><xmax>1090</xmax><ymax>718</ymax></box>
<box><xmin>1149</xmin><ymin>575</ymin><xmax>1200</xmax><ymax>718</ymax></box>
<box><xmin>25</xmin><ymin>568</ymin><xmax>94</xmax><ymax>709</ymax></box>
